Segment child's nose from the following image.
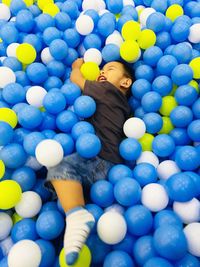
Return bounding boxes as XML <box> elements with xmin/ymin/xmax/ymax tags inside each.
<box><xmin>100</xmin><ymin>70</ymin><xmax>105</xmax><ymax>75</ymax></box>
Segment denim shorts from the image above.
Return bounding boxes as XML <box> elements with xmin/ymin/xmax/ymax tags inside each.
<box><xmin>45</xmin><ymin>153</ymin><xmax>114</xmax><ymax>194</ymax></box>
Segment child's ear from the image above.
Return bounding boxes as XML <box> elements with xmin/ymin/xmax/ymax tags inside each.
<box><xmin>120</xmin><ymin>77</ymin><xmax>132</xmax><ymax>89</ymax></box>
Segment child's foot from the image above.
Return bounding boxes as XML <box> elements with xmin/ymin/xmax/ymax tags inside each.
<box><xmin>64</xmin><ymin>207</ymin><xmax>95</xmax><ymax>265</ymax></box>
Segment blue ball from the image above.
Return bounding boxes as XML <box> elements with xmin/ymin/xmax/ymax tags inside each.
<box><xmin>43</xmin><ymin>27</ymin><xmax>61</xmax><ymax>46</ymax></box>
<box><xmin>97</xmin><ymin>13</ymin><xmax>116</xmax><ymax>38</ymax></box>
<box><xmin>119</xmin><ymin>138</ymin><xmax>142</xmax><ymax>161</ymax></box>
<box><xmin>103</xmin><ymin>250</ymin><xmax>135</xmax><ymax>267</ymax></box>
<box><xmin>121</xmin><ymin>5</ymin><xmax>138</xmax><ymax>21</ymax></box>
<box><xmin>171</xmin><ymin>43</ymin><xmax>192</xmax><ymax>64</ymax></box>
<box><xmin>170</xmin><ymin>106</ymin><xmax>193</xmax><ymax>128</ymax></box>
<box><xmin>171</xmin><ymin>64</ymin><xmax>193</xmax><ymax>86</ymax></box>
<box><xmin>3</xmin><ymin>57</ymin><xmax>22</xmax><ymax>72</ymax></box>
<box><xmin>39</xmin><ymin>112</ymin><xmax>56</xmax><ymax>131</ymax></box>
<box><xmin>116</xmin><ymin>14</ymin><xmax>133</xmax><ymax>32</ymax></box>
<box><xmin>83</xmin><ymin>33</ymin><xmax>102</xmax><ymax>50</ymax></box>
<box><xmin>154</xmin><ymin>210</ymin><xmax>182</xmax><ymax>229</ymax></box>
<box><xmin>56</xmin><ymin>110</ymin><xmax>78</xmax><ymax>132</ymax></box>
<box><xmin>106</xmin><ymin>0</ymin><xmax>123</xmax><ymax>13</ymax></box>
<box><xmin>85</xmin><ymin>204</ymin><xmax>103</xmax><ymax>232</ymax></box>
<box><xmin>15</xmin><ymin>71</ymin><xmax>30</xmax><ymax>87</ymax></box>
<box><xmin>133</xmin><ymin>236</ymin><xmax>157</xmax><ymax>267</ymax></box>
<box><xmin>169</xmin><ymin>128</ymin><xmax>191</xmax><ymax>145</ymax></box>
<box><xmin>187</xmin><ymin>120</ymin><xmax>200</xmax><ymax>142</ymax></box>
<box><xmin>146</xmin><ymin>12</ymin><xmax>166</xmax><ymax>32</ymax></box>
<box><xmin>10</xmin><ymin>0</ymin><xmax>26</xmax><ymax>16</ymax></box>
<box><xmin>157</xmin><ymin>55</ymin><xmax>178</xmax><ymax>76</ymax></box>
<box><xmin>27</xmin><ymin>63</ymin><xmax>48</xmax><ymax>84</ymax></box>
<box><xmin>71</xmin><ymin>121</ymin><xmax>95</xmax><ymax>140</ymax></box>
<box><xmin>155</xmin><ymin>31</ymin><xmax>171</xmax><ymax>50</ymax></box>
<box><xmin>143</xmin><ymin>112</ymin><xmax>163</xmax><ymax>134</ymax></box>
<box><xmin>84</xmin><ymin>9</ymin><xmax>99</xmax><ymax>27</ymax></box>
<box><xmin>153</xmin><ymin>225</ymin><xmax>187</xmax><ymax>260</ymax></box>
<box><xmin>166</xmin><ymin>172</ymin><xmax>196</xmax><ymax>202</ymax></box>
<box><xmin>175</xmin><ymin>146</ymin><xmax>200</xmax><ymax>170</ymax></box>
<box><xmin>168</xmin><ymin>0</ymin><xmax>183</xmax><ymax>5</ymax></box>
<box><xmin>90</xmin><ymin>180</ymin><xmax>114</xmax><ymax>208</ymax></box>
<box><xmin>0</xmin><ymin>143</ymin><xmax>27</xmax><ymax>169</ymax></box>
<box><xmin>36</xmin><ymin>210</ymin><xmax>64</xmax><ymax>240</ymax></box>
<box><xmin>11</xmin><ymin>219</ymin><xmax>38</xmax><ymax>242</ymax></box>
<box><xmin>42</xmin><ymin>129</ymin><xmax>56</xmax><ymax>139</ymax></box>
<box><xmin>28</xmin><ymin>4</ymin><xmax>41</xmax><ymax>17</ymax></box>
<box><xmin>144</xmin><ymin>257</ymin><xmax>173</xmax><ymax>267</ymax></box>
<box><xmin>18</xmin><ymin>105</ymin><xmax>43</xmax><ymax>129</ymax></box>
<box><xmin>55</xmin><ymin>12</ymin><xmax>71</xmax><ymax>31</ymax></box>
<box><xmin>131</xmin><ymin>79</ymin><xmax>151</xmax><ymax>100</ymax></box>
<box><xmin>184</xmin><ymin>171</ymin><xmax>200</xmax><ymax>197</ymax></box>
<box><xmin>74</xmin><ymin>96</ymin><xmax>96</xmax><ymax>118</ymax></box>
<box><xmin>134</xmin><ymin>106</ymin><xmax>146</xmax><ymax>119</ymax></box>
<box><xmin>61</xmin><ymin>0</ymin><xmax>79</xmax><ymax>19</ymax></box>
<box><xmin>133</xmin><ymin>163</ymin><xmax>157</xmax><ymax>186</ymax></box>
<box><xmin>128</xmin><ymin>97</ymin><xmax>140</xmax><ymax>112</ymax></box>
<box><xmin>35</xmin><ymin>239</ymin><xmax>56</xmax><ymax>267</ymax></box>
<box><xmin>43</xmin><ymin>76</ymin><xmax>63</xmax><ymax>91</ymax></box>
<box><xmin>2</xmin><ymin>83</ymin><xmax>25</xmax><ymax>105</ymax></box>
<box><xmin>47</xmin><ymin>60</ymin><xmax>65</xmax><ymax>78</ymax></box>
<box><xmin>23</xmin><ymin>34</ymin><xmax>42</xmax><ymax>52</ymax></box>
<box><xmin>152</xmin><ymin>75</ymin><xmax>173</xmax><ymax>96</ymax></box>
<box><xmin>36</xmin><ymin>14</ymin><xmax>55</xmax><ymax>32</ymax></box>
<box><xmin>23</xmin><ymin>132</ymin><xmax>46</xmax><ymax>156</ymax></box>
<box><xmin>33</xmin><ymin>179</ymin><xmax>51</xmax><ymax>202</ymax></box>
<box><xmin>63</xmin><ymin>28</ymin><xmax>80</xmax><ymax>48</ymax></box>
<box><xmin>114</xmin><ymin>178</ymin><xmax>141</xmax><ymax>206</ymax></box>
<box><xmin>0</xmin><ymin>24</ymin><xmax>19</xmax><ymax>44</ymax></box>
<box><xmin>16</xmin><ymin>10</ymin><xmax>34</xmax><ymax>33</ymax></box>
<box><xmin>175</xmin><ymin>85</ymin><xmax>198</xmax><ymax>106</ymax></box>
<box><xmin>113</xmin><ymin>234</ymin><xmax>135</xmax><ymax>255</ymax></box>
<box><xmin>76</xmin><ymin>133</ymin><xmax>101</xmax><ymax>159</ymax></box>
<box><xmin>61</xmin><ymin>82</ymin><xmax>81</xmax><ymax>105</ymax></box>
<box><xmin>135</xmin><ymin>65</ymin><xmax>154</xmax><ymax>82</ymax></box>
<box><xmin>152</xmin><ymin>134</ymin><xmax>175</xmax><ymax>157</ymax></box>
<box><xmin>102</xmin><ymin>44</ymin><xmax>120</xmax><ymax>62</ymax></box>
<box><xmin>43</xmin><ymin>91</ymin><xmax>66</xmax><ymax>114</ymax></box>
<box><xmin>143</xmin><ymin>46</ymin><xmax>163</xmax><ymax>67</ymax></box>
<box><xmin>11</xmin><ymin>166</ymin><xmax>36</xmax><ymax>192</ymax></box>
<box><xmin>141</xmin><ymin>91</ymin><xmax>162</xmax><ymax>112</ymax></box>
<box><xmin>125</xmin><ymin>205</ymin><xmax>153</xmax><ymax>236</ymax></box>
<box><xmin>108</xmin><ymin>164</ymin><xmax>133</xmax><ymax>184</ymax></box>
<box><xmin>63</xmin><ymin>48</ymin><xmax>78</xmax><ymax>66</ymax></box>
<box><xmin>40</xmin><ymin>201</ymin><xmax>58</xmax><ymax>213</ymax></box>
<box><xmin>13</xmin><ymin>127</ymin><xmax>30</xmax><ymax>144</ymax></box>
<box><xmin>170</xmin><ymin>22</ymin><xmax>190</xmax><ymax>42</ymax></box>
<box><xmin>0</xmin><ymin>121</ymin><xmax>14</xmax><ymax>146</ymax></box>
<box><xmin>54</xmin><ymin>133</ymin><xmax>74</xmax><ymax>156</ymax></box>
<box><xmin>174</xmin><ymin>253</ymin><xmax>200</xmax><ymax>267</ymax></box>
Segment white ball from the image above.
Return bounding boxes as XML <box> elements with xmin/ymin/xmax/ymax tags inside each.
<box><xmin>8</xmin><ymin>240</ymin><xmax>42</xmax><ymax>267</ymax></box>
<box><xmin>0</xmin><ymin>56</ymin><xmax>6</xmax><ymax>63</ymax></box>
<box><xmin>25</xmin><ymin>156</ymin><xmax>43</xmax><ymax>171</ymax></box>
<box><xmin>137</xmin><ymin>151</ymin><xmax>159</xmax><ymax>168</ymax></box>
<box><xmin>41</xmin><ymin>47</ymin><xmax>54</xmax><ymax>65</ymax></box>
<box><xmin>35</xmin><ymin>139</ymin><xmax>64</xmax><ymax>167</ymax></box>
<box><xmin>123</xmin><ymin>0</ymin><xmax>135</xmax><ymax>6</ymax></box>
<box><xmin>96</xmin><ymin>0</ymin><xmax>106</xmax><ymax>11</ymax></box>
<box><xmin>0</xmin><ymin>4</ymin><xmax>11</xmax><ymax>21</ymax></box>
<box><xmin>104</xmin><ymin>204</ymin><xmax>125</xmax><ymax>215</ymax></box>
<box><xmin>140</xmin><ymin>7</ymin><xmax>156</xmax><ymax>27</ymax></box>
<box><xmin>97</xmin><ymin>212</ymin><xmax>127</xmax><ymax>245</ymax></box>
<box><xmin>105</xmin><ymin>31</ymin><xmax>124</xmax><ymax>47</ymax></box>
<box><xmin>0</xmin><ymin>236</ymin><xmax>14</xmax><ymax>256</ymax></box>
<box><xmin>184</xmin><ymin>223</ymin><xmax>200</xmax><ymax>257</ymax></box>
<box><xmin>0</xmin><ymin>66</ymin><xmax>16</xmax><ymax>89</ymax></box>
<box><xmin>26</xmin><ymin>86</ymin><xmax>47</xmax><ymax>108</ymax></box>
<box><xmin>84</xmin><ymin>48</ymin><xmax>102</xmax><ymax>65</ymax></box>
<box><xmin>15</xmin><ymin>191</ymin><xmax>42</xmax><ymax>218</ymax></box>
<box><xmin>173</xmin><ymin>198</ymin><xmax>200</xmax><ymax>224</ymax></box>
<box><xmin>98</xmin><ymin>9</ymin><xmax>109</xmax><ymax>16</ymax></box>
<box><xmin>0</xmin><ymin>213</ymin><xmax>13</xmax><ymax>241</ymax></box>
<box><xmin>82</xmin><ymin>0</ymin><xmax>99</xmax><ymax>11</ymax></box>
<box><xmin>75</xmin><ymin>15</ymin><xmax>94</xmax><ymax>35</ymax></box>
<box><xmin>6</xmin><ymin>43</ymin><xmax>19</xmax><ymax>57</ymax></box>
<box><xmin>188</xmin><ymin>24</ymin><xmax>200</xmax><ymax>44</ymax></box>
<box><xmin>123</xmin><ymin>117</ymin><xmax>146</xmax><ymax>139</ymax></box>
<box><xmin>141</xmin><ymin>183</ymin><xmax>169</xmax><ymax>212</ymax></box>
<box><xmin>157</xmin><ymin>160</ymin><xmax>181</xmax><ymax>180</ymax></box>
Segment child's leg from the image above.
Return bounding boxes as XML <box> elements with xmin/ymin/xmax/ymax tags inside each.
<box><xmin>51</xmin><ymin>179</ymin><xmax>95</xmax><ymax>265</ymax></box>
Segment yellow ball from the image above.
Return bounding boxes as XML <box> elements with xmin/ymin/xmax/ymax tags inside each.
<box><xmin>0</xmin><ymin>38</ymin><xmax>2</xmax><ymax>43</ymax></box>
<box><xmin>16</xmin><ymin>43</ymin><xmax>36</xmax><ymax>65</ymax></box>
<box><xmin>189</xmin><ymin>57</ymin><xmax>200</xmax><ymax>79</ymax></box>
<box><xmin>37</xmin><ymin>0</ymin><xmax>53</xmax><ymax>10</ymax></box>
<box><xmin>0</xmin><ymin>180</ymin><xmax>22</xmax><ymax>210</ymax></box>
<box><xmin>0</xmin><ymin>160</ymin><xmax>5</xmax><ymax>180</ymax></box>
<box><xmin>23</xmin><ymin>0</ymin><xmax>34</xmax><ymax>7</ymax></box>
<box><xmin>169</xmin><ymin>84</ymin><xmax>178</xmax><ymax>96</ymax></box>
<box><xmin>137</xmin><ymin>29</ymin><xmax>156</xmax><ymax>50</ymax></box>
<box><xmin>120</xmin><ymin>40</ymin><xmax>141</xmax><ymax>63</ymax></box>
<box><xmin>2</xmin><ymin>0</ymin><xmax>11</xmax><ymax>6</ymax></box>
<box><xmin>43</xmin><ymin>3</ymin><xmax>60</xmax><ymax>17</ymax></box>
<box><xmin>158</xmin><ymin>117</ymin><xmax>174</xmax><ymax>134</ymax></box>
<box><xmin>189</xmin><ymin>80</ymin><xmax>199</xmax><ymax>93</ymax></box>
<box><xmin>0</xmin><ymin>108</ymin><xmax>18</xmax><ymax>128</ymax></box>
<box><xmin>121</xmin><ymin>20</ymin><xmax>141</xmax><ymax>41</ymax></box>
<box><xmin>139</xmin><ymin>133</ymin><xmax>154</xmax><ymax>151</ymax></box>
<box><xmin>159</xmin><ymin>96</ymin><xmax>177</xmax><ymax>116</ymax></box>
<box><xmin>166</xmin><ymin>4</ymin><xmax>184</xmax><ymax>22</ymax></box>
<box><xmin>12</xmin><ymin>212</ymin><xmax>23</xmax><ymax>224</ymax></box>
<box><xmin>59</xmin><ymin>245</ymin><xmax>91</xmax><ymax>267</ymax></box>
<box><xmin>80</xmin><ymin>62</ymin><xmax>100</xmax><ymax>81</ymax></box>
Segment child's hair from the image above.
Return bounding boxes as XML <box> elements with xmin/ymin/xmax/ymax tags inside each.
<box><xmin>120</xmin><ymin>61</ymin><xmax>135</xmax><ymax>98</ymax></box>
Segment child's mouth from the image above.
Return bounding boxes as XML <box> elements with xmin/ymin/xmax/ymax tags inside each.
<box><xmin>98</xmin><ymin>75</ymin><xmax>107</xmax><ymax>82</ymax></box>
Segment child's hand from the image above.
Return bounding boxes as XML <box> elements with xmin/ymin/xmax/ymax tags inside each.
<box><xmin>72</xmin><ymin>58</ymin><xmax>84</xmax><ymax>69</ymax></box>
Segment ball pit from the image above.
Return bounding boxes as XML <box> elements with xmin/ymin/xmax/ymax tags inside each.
<box><xmin>0</xmin><ymin>0</ymin><xmax>200</xmax><ymax>266</ymax></box>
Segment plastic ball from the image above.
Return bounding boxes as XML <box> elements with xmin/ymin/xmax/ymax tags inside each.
<box><xmin>49</xmin><ymin>39</ymin><xmax>68</xmax><ymax>61</ymax></box>
<box><xmin>135</xmin><ymin>64</ymin><xmax>154</xmax><ymax>82</ymax></box>
<box><xmin>114</xmin><ymin>177</ymin><xmax>141</xmax><ymax>206</ymax></box>
<box><xmin>97</xmin><ymin>211</ymin><xmax>127</xmax><ymax>245</ymax></box>
<box><xmin>121</xmin><ymin>20</ymin><xmax>141</xmax><ymax>41</ymax></box>
<box><xmin>43</xmin><ymin>91</ymin><xmax>66</xmax><ymax>114</ymax></box>
<box><xmin>152</xmin><ymin>76</ymin><xmax>173</xmax><ymax>96</ymax></box>
<box><xmin>0</xmin><ymin>212</ymin><xmax>13</xmax><ymax>241</ymax></box>
<box><xmin>157</xmin><ymin>160</ymin><xmax>180</xmax><ymax>180</ymax></box>
<box><xmin>83</xmin><ymin>48</ymin><xmax>102</xmax><ymax>65</ymax></box>
<box><xmin>0</xmin><ymin>160</ymin><xmax>5</xmax><ymax>179</ymax></box>
<box><xmin>2</xmin><ymin>82</ymin><xmax>26</xmax><ymax>104</ymax></box>
<box><xmin>76</xmin><ymin>133</ymin><xmax>101</xmax><ymax>158</ymax></box>
<box><xmin>144</xmin><ymin>257</ymin><xmax>173</xmax><ymax>267</ymax></box>
<box><xmin>90</xmin><ymin>180</ymin><xmax>114</xmax><ymax>208</ymax></box>
<box><xmin>172</xmin><ymin>43</ymin><xmax>192</xmax><ymax>64</ymax></box>
<box><xmin>143</xmin><ymin>46</ymin><xmax>163</xmax><ymax>67</ymax></box>
<box><xmin>119</xmin><ymin>138</ymin><xmax>142</xmax><ymax>161</ymax></box>
<box><xmin>184</xmin><ymin>223</ymin><xmax>200</xmax><ymax>257</ymax></box>
<box><xmin>0</xmin><ymin>3</ymin><xmax>11</xmax><ymax>20</ymax></box>
<box><xmin>175</xmin><ymin>145</ymin><xmax>200</xmax><ymax>171</ymax></box>
<box><xmin>108</xmin><ymin>164</ymin><xmax>133</xmax><ymax>184</ymax></box>
<box><xmin>59</xmin><ymin>245</ymin><xmax>91</xmax><ymax>267</ymax></box>
<box><xmin>35</xmin><ymin>139</ymin><xmax>64</xmax><ymax>167</ymax></box>
<box><xmin>158</xmin><ymin>116</ymin><xmax>174</xmax><ymax>134</ymax></box>
<box><xmin>131</xmin><ymin>79</ymin><xmax>151</xmax><ymax>99</ymax></box>
<box><xmin>152</xmin><ymin>134</ymin><xmax>175</xmax><ymax>157</ymax></box>
<box><xmin>43</xmin><ymin>3</ymin><xmax>60</xmax><ymax>17</ymax></box>
<box><xmin>102</xmin><ymin>43</ymin><xmax>120</xmax><ymax>62</ymax></box>
<box><xmin>6</xmin><ymin>43</ymin><xmax>20</xmax><ymax>58</ymax></box>
<box><xmin>137</xmin><ymin>29</ymin><xmax>156</xmax><ymax>50</ymax></box>
<box><xmin>26</xmin><ymin>62</ymin><xmax>48</xmax><ymax>84</ymax></box>
<box><xmin>80</xmin><ymin>62</ymin><xmax>100</xmax><ymax>81</ymax></box>
<box><xmin>0</xmin><ymin>121</ymin><xmax>14</xmax><ymax>146</ymax></box>
<box><xmin>16</xmin><ymin>43</ymin><xmax>36</xmax><ymax>65</ymax></box>
<box><xmin>0</xmin><ymin>180</ymin><xmax>22</xmax><ymax>210</ymax></box>
<box><xmin>175</xmin><ymin>253</ymin><xmax>200</xmax><ymax>267</ymax></box>
<box><xmin>105</xmin><ymin>31</ymin><xmax>123</xmax><ymax>47</ymax></box>
<box><xmin>136</xmin><ymin>151</ymin><xmax>159</xmax><ymax>168</ymax></box>
<box><xmin>0</xmin><ymin>24</ymin><xmax>19</xmax><ymax>45</ymax></box>
<box><xmin>17</xmin><ymin>105</ymin><xmax>43</xmax><ymax>130</ymax></box>
<box><xmin>157</xmin><ymin>55</ymin><xmax>178</xmax><ymax>76</ymax></box>
<box><xmin>74</xmin><ymin>95</ymin><xmax>96</xmax><ymax>118</ymax></box>
<box><xmin>71</xmin><ymin>121</ymin><xmax>95</xmax><ymax>140</ymax></box>
<box><xmin>61</xmin><ymin>83</ymin><xmax>81</xmax><ymax>105</ymax></box>
<box><xmin>120</xmin><ymin>40</ymin><xmax>141</xmax><ymax>63</ymax></box>
<box><xmin>146</xmin><ymin>12</ymin><xmax>166</xmax><ymax>33</ymax></box>
<box><xmin>175</xmin><ymin>85</ymin><xmax>198</xmax><ymax>106</ymax></box>
<box><xmin>11</xmin><ymin>218</ymin><xmax>38</xmax><ymax>242</ymax></box>
<box><xmin>143</xmin><ymin>113</ymin><xmax>163</xmax><ymax>134</ymax></box>
<box><xmin>166</xmin><ymin>4</ymin><xmax>184</xmax><ymax>22</ymax></box>
<box><xmin>56</xmin><ymin>110</ymin><xmax>78</xmax><ymax>133</ymax></box>
<box><xmin>173</xmin><ymin>198</ymin><xmax>200</xmax><ymax>224</ymax></box>
<box><xmin>159</xmin><ymin>96</ymin><xmax>177</xmax><ymax>116</ymax></box>
<box><xmin>16</xmin><ymin>10</ymin><xmax>35</xmax><ymax>33</ymax></box>
<box><xmin>170</xmin><ymin>106</ymin><xmax>193</xmax><ymax>128</ymax></box>
<box><xmin>187</xmin><ymin>120</ymin><xmax>200</xmax><ymax>142</ymax></box>
<box><xmin>36</xmin><ymin>239</ymin><xmax>56</xmax><ymax>267</ymax></box>
<box><xmin>75</xmin><ymin>14</ymin><xmax>94</xmax><ymax>35</ymax></box>
<box><xmin>140</xmin><ymin>7</ymin><xmax>156</xmax><ymax>27</ymax></box>
<box><xmin>139</xmin><ymin>133</ymin><xmax>154</xmax><ymax>151</ymax></box>
<box><xmin>54</xmin><ymin>133</ymin><xmax>74</xmax><ymax>156</ymax></box>
<box><xmin>141</xmin><ymin>91</ymin><xmax>162</xmax><ymax>112</ymax></box>
<box><xmin>189</xmin><ymin>57</ymin><xmax>200</xmax><ymax>79</ymax></box>
<box><xmin>171</xmin><ymin>64</ymin><xmax>193</xmax><ymax>86</ymax></box>
<box><xmin>11</xmin><ymin>166</ymin><xmax>36</xmax><ymax>192</ymax></box>
<box><xmin>153</xmin><ymin>225</ymin><xmax>187</xmax><ymax>260</ymax></box>
<box><xmin>123</xmin><ymin>117</ymin><xmax>146</xmax><ymax>139</ymax></box>
<box><xmin>188</xmin><ymin>24</ymin><xmax>200</xmax><ymax>44</ymax></box>
<box><xmin>0</xmin><ymin>66</ymin><xmax>16</xmax><ymax>88</ymax></box>
<box><xmin>103</xmin><ymin>250</ymin><xmax>135</xmax><ymax>267</ymax></box>
<box><xmin>26</xmin><ymin>86</ymin><xmax>47</xmax><ymax>108</ymax></box>
<box><xmin>41</xmin><ymin>47</ymin><xmax>54</xmax><ymax>65</ymax></box>
<box><xmin>36</xmin><ymin>210</ymin><xmax>64</xmax><ymax>240</ymax></box>
<box><xmin>154</xmin><ymin>209</ymin><xmax>183</xmax><ymax>230</ymax></box>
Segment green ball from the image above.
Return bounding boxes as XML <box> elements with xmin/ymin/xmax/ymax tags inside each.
<box><xmin>159</xmin><ymin>96</ymin><xmax>177</xmax><ymax>116</ymax></box>
<box><xmin>139</xmin><ymin>133</ymin><xmax>154</xmax><ymax>151</ymax></box>
<box><xmin>158</xmin><ymin>117</ymin><xmax>174</xmax><ymax>134</ymax></box>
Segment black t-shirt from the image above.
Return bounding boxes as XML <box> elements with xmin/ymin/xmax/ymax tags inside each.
<box><xmin>83</xmin><ymin>80</ymin><xmax>131</xmax><ymax>164</ymax></box>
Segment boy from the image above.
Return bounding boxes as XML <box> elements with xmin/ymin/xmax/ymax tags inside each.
<box><xmin>46</xmin><ymin>58</ymin><xmax>133</xmax><ymax>265</ymax></box>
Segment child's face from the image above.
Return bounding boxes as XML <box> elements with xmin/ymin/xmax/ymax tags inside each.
<box><xmin>96</xmin><ymin>62</ymin><xmax>130</xmax><ymax>92</ymax></box>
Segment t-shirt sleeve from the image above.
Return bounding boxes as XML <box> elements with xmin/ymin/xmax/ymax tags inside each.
<box><xmin>83</xmin><ymin>80</ymin><xmax>101</xmax><ymax>100</ymax></box>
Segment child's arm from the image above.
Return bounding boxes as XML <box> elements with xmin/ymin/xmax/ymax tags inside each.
<box><xmin>70</xmin><ymin>58</ymin><xmax>86</xmax><ymax>91</ymax></box>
